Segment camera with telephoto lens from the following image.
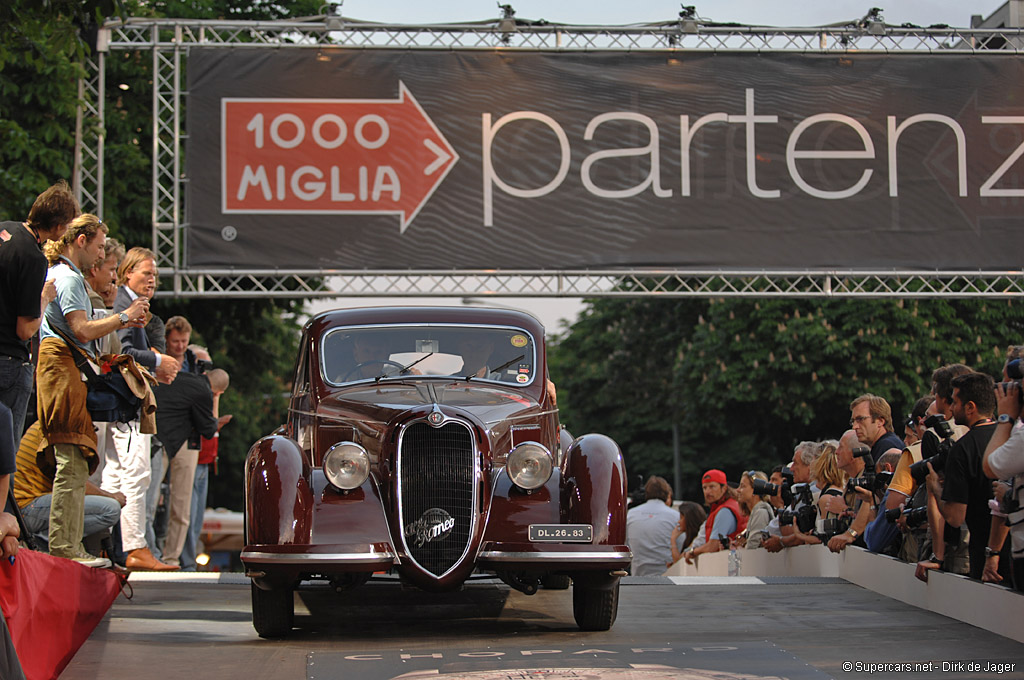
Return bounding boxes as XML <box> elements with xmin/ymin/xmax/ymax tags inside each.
<box><xmin>999</xmin><ymin>358</ymin><xmax>1023</xmax><ymax>406</ymax></box>
<box><xmin>847</xmin><ymin>470</ymin><xmax>893</xmax><ymax>496</ymax></box>
<box><xmin>909</xmin><ymin>413</ymin><xmax>955</xmax><ymax>484</ymax></box>
<box><xmin>819</xmin><ymin>516</ymin><xmax>852</xmax><ymax>540</ymax></box>
<box><xmin>778</xmin><ymin>482</ymin><xmax>817</xmax><ymax>533</ymax></box>
<box><xmin>195</xmin><ymin>358</ymin><xmax>213</xmax><ymax>375</ymax></box>
<box><xmin>816</xmin><ymin>489</ymin><xmax>852</xmax><ymax>539</ymax></box>
<box><xmin>752</xmin><ymin>468</ymin><xmax>796</xmax><ymax>506</ymax></box>
<box><xmin>845</xmin><ymin>444</ymin><xmax>879</xmax><ymax>494</ymax></box>
<box><xmin>903</xmin><ymin>505</ymin><xmax>929</xmax><ymax>528</ymax></box>
<box><xmin>883</xmin><ymin>503</ymin><xmax>928</xmax><ymax>528</ymax></box>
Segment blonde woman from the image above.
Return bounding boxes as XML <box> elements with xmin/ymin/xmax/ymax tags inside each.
<box><xmin>793</xmin><ymin>440</ymin><xmax>848</xmax><ymax>545</ymax></box>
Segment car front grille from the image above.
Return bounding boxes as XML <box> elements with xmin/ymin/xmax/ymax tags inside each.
<box><xmin>398</xmin><ymin>421</ymin><xmax>476</xmax><ymax>577</ymax></box>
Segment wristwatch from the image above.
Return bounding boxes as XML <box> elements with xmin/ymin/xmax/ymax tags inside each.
<box><xmin>985</xmin><ymin>546</ymin><xmax>1000</xmax><ymax>558</ymax></box>
<box><xmin>118</xmin><ymin>312</ymin><xmax>129</xmax><ymax>326</ymax></box>
<box><xmin>997</xmin><ymin>413</ymin><xmax>1013</xmax><ymax>425</ymax></box>
<box><xmin>846</xmin><ymin>528</ymin><xmax>859</xmax><ymax>538</ymax></box>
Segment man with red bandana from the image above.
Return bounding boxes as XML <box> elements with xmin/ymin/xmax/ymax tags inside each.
<box><xmin>684</xmin><ymin>469</ymin><xmax>748</xmax><ymax>563</ymax></box>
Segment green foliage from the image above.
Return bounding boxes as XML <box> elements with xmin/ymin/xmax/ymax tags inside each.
<box><xmin>549</xmin><ymin>296</ymin><xmax>704</xmax><ymax>493</ymax></box>
<box><xmin>0</xmin><ymin>3</ymin><xmax>83</xmax><ymax>221</ymax></box>
<box><xmin>551</xmin><ymin>296</ymin><xmax>1024</xmax><ymax>503</ymax></box>
<box><xmin>161</xmin><ymin>297</ymin><xmax>304</xmax><ymax>510</ymax></box>
<box><xmin>2</xmin><ymin>0</ymin><xmax>328</xmax><ymax>511</ymax></box>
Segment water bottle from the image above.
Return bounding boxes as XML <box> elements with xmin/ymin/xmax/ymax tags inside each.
<box><xmin>729</xmin><ymin>544</ymin><xmax>742</xmax><ymax>576</ymax></box>
<box><xmin>723</xmin><ymin>536</ymin><xmax>739</xmax><ymax>577</ymax></box>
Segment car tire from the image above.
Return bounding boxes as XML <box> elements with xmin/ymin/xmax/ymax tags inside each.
<box><xmin>541</xmin><ymin>574</ymin><xmax>571</xmax><ymax>590</ymax></box>
<box><xmin>572</xmin><ymin>578</ymin><xmax>619</xmax><ymax>631</ymax></box>
<box><xmin>251</xmin><ymin>583</ymin><xmax>294</xmax><ymax>638</ymax></box>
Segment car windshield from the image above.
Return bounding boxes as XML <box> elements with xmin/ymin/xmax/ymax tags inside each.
<box><xmin>321</xmin><ymin>324</ymin><xmax>537</xmax><ymax>386</ymax></box>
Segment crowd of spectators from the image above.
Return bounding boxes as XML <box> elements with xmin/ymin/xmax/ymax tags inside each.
<box><xmin>624</xmin><ymin>348</ymin><xmax>1024</xmax><ymax>596</ymax></box>
<box><xmin>0</xmin><ymin>182</ymin><xmax>235</xmax><ymax>675</ymax></box>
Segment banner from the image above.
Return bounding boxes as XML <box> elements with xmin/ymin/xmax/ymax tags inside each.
<box><xmin>186</xmin><ymin>49</ymin><xmax>1024</xmax><ymax>270</ymax></box>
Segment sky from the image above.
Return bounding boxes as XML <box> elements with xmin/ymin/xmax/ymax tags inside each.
<box><xmin>308</xmin><ymin>0</ymin><xmax>1009</xmax><ymax>332</ymax></box>
<box><xmin>334</xmin><ymin>1</ymin><xmax>1005</xmax><ymax>29</ymax></box>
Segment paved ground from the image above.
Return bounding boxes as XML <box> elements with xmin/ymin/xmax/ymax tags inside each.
<box><xmin>62</xmin><ymin>575</ymin><xmax>1024</xmax><ymax>680</ymax></box>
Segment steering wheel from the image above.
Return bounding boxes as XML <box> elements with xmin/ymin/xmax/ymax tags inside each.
<box><xmin>343</xmin><ymin>360</ymin><xmax>406</xmax><ymax>382</ymax></box>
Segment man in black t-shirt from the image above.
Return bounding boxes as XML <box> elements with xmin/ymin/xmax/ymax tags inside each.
<box><xmin>927</xmin><ymin>371</ymin><xmax>998</xmax><ymax>580</ymax></box>
<box><xmin>849</xmin><ymin>393</ymin><xmax>905</xmax><ymax>460</ymax></box>
<box><xmin>0</xmin><ymin>181</ymin><xmax>78</xmax><ymax>469</ymax></box>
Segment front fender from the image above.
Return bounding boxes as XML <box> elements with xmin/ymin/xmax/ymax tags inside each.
<box><xmin>564</xmin><ymin>434</ymin><xmax>627</xmax><ymax>545</ymax></box>
<box><xmin>245</xmin><ymin>435</ymin><xmax>313</xmax><ymax>545</ymax></box>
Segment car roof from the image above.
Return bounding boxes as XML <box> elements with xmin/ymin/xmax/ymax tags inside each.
<box><xmin>307</xmin><ymin>306</ymin><xmax>546</xmax><ymax>338</ymax></box>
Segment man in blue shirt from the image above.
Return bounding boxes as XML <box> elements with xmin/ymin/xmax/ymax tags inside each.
<box><xmin>35</xmin><ymin>214</ymin><xmax>147</xmax><ymax>567</ymax></box>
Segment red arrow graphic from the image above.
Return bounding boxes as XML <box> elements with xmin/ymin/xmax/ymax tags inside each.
<box><xmin>222</xmin><ymin>82</ymin><xmax>458</xmax><ymax>232</ymax></box>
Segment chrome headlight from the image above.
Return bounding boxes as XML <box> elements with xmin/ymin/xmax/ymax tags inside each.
<box><xmin>323</xmin><ymin>442</ymin><xmax>370</xmax><ymax>490</ymax></box>
<box><xmin>507</xmin><ymin>442</ymin><xmax>552</xmax><ymax>490</ymax></box>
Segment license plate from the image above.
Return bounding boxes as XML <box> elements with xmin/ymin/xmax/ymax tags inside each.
<box><xmin>528</xmin><ymin>524</ymin><xmax>593</xmax><ymax>542</ymax></box>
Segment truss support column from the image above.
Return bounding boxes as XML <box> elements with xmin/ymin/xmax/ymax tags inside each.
<box><xmin>73</xmin><ymin>35</ymin><xmax>106</xmax><ymax>215</ymax></box>
<box><xmin>151</xmin><ymin>24</ymin><xmax>184</xmax><ymax>292</ymax></box>
<box><xmin>151</xmin><ymin>24</ymin><xmax>160</xmax><ymax>261</ymax></box>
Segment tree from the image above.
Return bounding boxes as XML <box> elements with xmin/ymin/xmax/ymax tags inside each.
<box><xmin>2</xmin><ymin>0</ymin><xmax>324</xmax><ymax>512</ymax></box>
<box><xmin>548</xmin><ymin>296</ymin><xmax>704</xmax><ymax>496</ymax></box>
<box><xmin>550</xmin><ymin>295</ymin><xmax>1024</xmax><ymax>503</ymax></box>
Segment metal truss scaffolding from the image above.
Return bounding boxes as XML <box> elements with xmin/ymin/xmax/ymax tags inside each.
<box><xmin>76</xmin><ymin>16</ymin><xmax>1024</xmax><ymax>299</ymax></box>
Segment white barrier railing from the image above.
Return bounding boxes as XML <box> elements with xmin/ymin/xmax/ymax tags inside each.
<box><xmin>663</xmin><ymin>545</ymin><xmax>1023</xmax><ymax>644</ymax></box>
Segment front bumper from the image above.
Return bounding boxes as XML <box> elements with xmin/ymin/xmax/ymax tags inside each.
<box><xmin>241</xmin><ymin>542</ymin><xmax>398</xmax><ymax>570</ymax></box>
<box><xmin>476</xmin><ymin>542</ymin><xmax>631</xmax><ymax>571</ymax></box>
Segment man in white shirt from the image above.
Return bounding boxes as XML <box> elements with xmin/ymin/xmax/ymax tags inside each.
<box><xmin>983</xmin><ymin>361</ymin><xmax>1024</xmax><ymax>592</ymax></box>
<box><xmin>625</xmin><ymin>475</ymin><xmax>678</xmax><ymax>576</ymax></box>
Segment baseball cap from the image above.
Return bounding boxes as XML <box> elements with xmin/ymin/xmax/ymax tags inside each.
<box><xmin>702</xmin><ymin>469</ymin><xmax>727</xmax><ymax>485</ymax></box>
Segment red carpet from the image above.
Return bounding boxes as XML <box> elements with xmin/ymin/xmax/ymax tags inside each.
<box><xmin>0</xmin><ymin>550</ymin><xmax>122</xmax><ymax>680</ymax></box>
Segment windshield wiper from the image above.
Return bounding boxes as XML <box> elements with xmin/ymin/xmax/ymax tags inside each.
<box><xmin>375</xmin><ymin>352</ymin><xmax>434</xmax><ymax>383</ymax></box>
<box><xmin>466</xmin><ymin>354</ymin><xmax>524</xmax><ymax>382</ymax></box>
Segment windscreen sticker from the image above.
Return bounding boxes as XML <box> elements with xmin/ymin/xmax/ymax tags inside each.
<box><xmin>510</xmin><ymin>334</ymin><xmax>528</xmax><ymax>348</ymax></box>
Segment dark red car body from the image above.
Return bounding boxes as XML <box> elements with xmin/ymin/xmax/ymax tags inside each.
<box><xmin>241</xmin><ymin>306</ymin><xmax>630</xmax><ymax>636</ymax></box>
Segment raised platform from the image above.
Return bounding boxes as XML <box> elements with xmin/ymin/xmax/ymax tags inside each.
<box><xmin>664</xmin><ymin>545</ymin><xmax>1024</xmax><ymax>644</ymax></box>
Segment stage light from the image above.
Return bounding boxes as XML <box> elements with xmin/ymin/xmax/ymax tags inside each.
<box><xmin>497</xmin><ymin>3</ymin><xmax>517</xmax><ymax>41</ymax></box>
<box><xmin>324</xmin><ymin>1</ymin><xmax>344</xmax><ymax>32</ymax></box>
<box><xmin>197</xmin><ymin>553</ymin><xmax>211</xmax><ymax>567</ymax></box>
<box><xmin>679</xmin><ymin>5</ymin><xmax>699</xmax><ymax>34</ymax></box>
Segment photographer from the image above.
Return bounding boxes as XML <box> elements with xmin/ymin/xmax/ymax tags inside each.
<box><xmin>793</xmin><ymin>440</ymin><xmax>846</xmax><ymax>546</ymax></box>
<box><xmin>982</xmin><ymin>349</ymin><xmax>1024</xmax><ymax>592</ymax></box>
<box><xmin>925</xmin><ymin>372</ymin><xmax>999</xmax><ymax>581</ymax></box>
<box><xmin>860</xmin><ymin>450</ymin><xmax>902</xmax><ymax>555</ymax></box>
<box><xmin>902</xmin><ymin>395</ymin><xmax>935</xmax><ymax>448</ymax></box>
<box><xmin>850</xmin><ymin>394</ymin><xmax>904</xmax><ymax>465</ymax></box>
<box><xmin>899</xmin><ymin>365</ymin><xmax>971</xmax><ymax>578</ymax></box>
<box><xmin>826</xmin><ymin>431</ymin><xmax>870</xmax><ymax>552</ymax></box>
<box><xmin>763</xmin><ymin>442</ymin><xmax>822</xmax><ymax>552</ymax></box>
<box><xmin>682</xmin><ymin>469</ymin><xmax>747</xmax><ymax>563</ymax></box>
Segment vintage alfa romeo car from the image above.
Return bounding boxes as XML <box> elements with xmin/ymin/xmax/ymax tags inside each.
<box><xmin>241</xmin><ymin>306</ymin><xmax>630</xmax><ymax>637</ymax></box>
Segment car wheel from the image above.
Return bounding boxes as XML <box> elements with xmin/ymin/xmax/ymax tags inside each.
<box><xmin>572</xmin><ymin>578</ymin><xmax>619</xmax><ymax>631</ymax></box>
<box><xmin>251</xmin><ymin>583</ymin><xmax>294</xmax><ymax>638</ymax></box>
<box><xmin>541</xmin><ymin>574</ymin><xmax>571</xmax><ymax>590</ymax></box>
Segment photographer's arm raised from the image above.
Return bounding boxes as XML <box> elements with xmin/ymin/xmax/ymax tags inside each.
<box><xmin>983</xmin><ymin>382</ymin><xmax>1021</xmax><ymax>479</ymax></box>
